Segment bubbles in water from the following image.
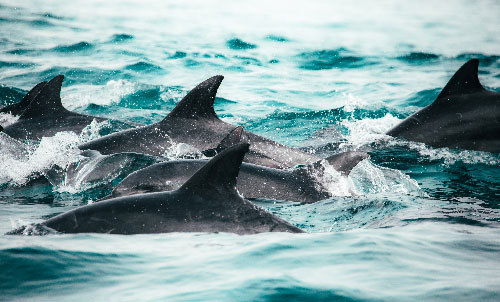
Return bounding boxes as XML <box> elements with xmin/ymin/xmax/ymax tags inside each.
<box><xmin>341</xmin><ymin>113</ymin><xmax>401</xmax><ymax>148</ymax></box>
<box><xmin>349</xmin><ymin>160</ymin><xmax>425</xmax><ymax>196</ymax></box>
<box><xmin>0</xmin><ymin>120</ymin><xmax>116</xmax><ymax>186</ymax></box>
<box><xmin>404</xmin><ymin>141</ymin><xmax>500</xmax><ymax>166</ymax></box>
<box><xmin>307</xmin><ymin>160</ymin><xmax>353</xmax><ymax>197</ymax></box>
<box><xmin>64</xmin><ymin>79</ymin><xmax>136</xmax><ymax>108</ymax></box>
<box><xmin>0</xmin><ymin>113</ymin><xmax>20</xmax><ymax>127</ymax></box>
<box><xmin>164</xmin><ymin>143</ymin><xmax>204</xmax><ymax>160</ymax></box>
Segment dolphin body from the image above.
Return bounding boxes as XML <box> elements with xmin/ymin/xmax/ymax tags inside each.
<box><xmin>79</xmin><ymin>76</ymin><xmax>321</xmax><ymax>168</ymax></box>
<box><xmin>7</xmin><ymin>143</ymin><xmax>303</xmax><ymax>235</ymax></box>
<box><xmin>1</xmin><ymin>75</ymin><xmax>111</xmax><ymax>142</ymax></box>
<box><xmin>0</xmin><ymin>81</ymin><xmax>47</xmax><ymax>117</ymax></box>
<box><xmin>106</xmin><ymin>150</ymin><xmax>368</xmax><ymax>203</ymax></box>
<box><xmin>105</xmin><ymin>128</ymin><xmax>369</xmax><ymax>203</ymax></box>
<box><xmin>387</xmin><ymin>59</ymin><xmax>500</xmax><ymax>153</ymax></box>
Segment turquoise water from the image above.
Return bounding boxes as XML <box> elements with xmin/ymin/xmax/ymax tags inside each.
<box><xmin>1</xmin><ymin>0</ymin><xmax>500</xmax><ymax>301</ymax></box>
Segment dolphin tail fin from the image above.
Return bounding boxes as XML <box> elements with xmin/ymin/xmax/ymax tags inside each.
<box><xmin>437</xmin><ymin>59</ymin><xmax>485</xmax><ymax>99</ymax></box>
<box><xmin>18</xmin><ymin>75</ymin><xmax>67</xmax><ymax>120</ymax></box>
<box><xmin>164</xmin><ymin>75</ymin><xmax>224</xmax><ymax>120</ymax></box>
<box><xmin>202</xmin><ymin>126</ymin><xmax>244</xmax><ymax>157</ymax></box>
<box><xmin>311</xmin><ymin>151</ymin><xmax>369</xmax><ymax>176</ymax></box>
<box><xmin>180</xmin><ymin>143</ymin><xmax>249</xmax><ymax>194</ymax></box>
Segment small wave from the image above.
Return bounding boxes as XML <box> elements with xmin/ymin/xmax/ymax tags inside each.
<box><xmin>109</xmin><ymin>33</ymin><xmax>134</xmax><ymax>43</ymax></box>
<box><xmin>0</xmin><ymin>60</ymin><xmax>36</xmax><ymax>69</ymax></box>
<box><xmin>297</xmin><ymin>49</ymin><xmax>369</xmax><ymax>70</ymax></box>
<box><xmin>226</xmin><ymin>38</ymin><xmax>257</xmax><ymax>50</ymax></box>
<box><xmin>124</xmin><ymin>61</ymin><xmax>163</xmax><ymax>72</ymax></box>
<box><xmin>234</xmin><ymin>56</ymin><xmax>262</xmax><ymax>66</ymax></box>
<box><xmin>402</xmin><ymin>141</ymin><xmax>500</xmax><ymax>166</ymax></box>
<box><xmin>28</xmin><ymin>19</ymin><xmax>54</xmax><ymax>27</ymax></box>
<box><xmin>456</xmin><ymin>53</ymin><xmax>500</xmax><ymax>67</ymax></box>
<box><xmin>265</xmin><ymin>35</ymin><xmax>289</xmax><ymax>42</ymax></box>
<box><xmin>168</xmin><ymin>51</ymin><xmax>187</xmax><ymax>59</ymax></box>
<box><xmin>51</xmin><ymin>41</ymin><xmax>94</xmax><ymax>53</ymax></box>
<box><xmin>401</xmin><ymin>87</ymin><xmax>440</xmax><ymax>108</ymax></box>
<box><xmin>396</xmin><ymin>52</ymin><xmax>440</xmax><ymax>63</ymax></box>
<box><xmin>0</xmin><ymin>85</ymin><xmax>26</xmax><ymax>105</ymax></box>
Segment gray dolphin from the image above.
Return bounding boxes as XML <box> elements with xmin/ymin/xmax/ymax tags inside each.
<box><xmin>2</xmin><ymin>75</ymin><xmax>113</xmax><ymax>141</ymax></box>
<box><xmin>387</xmin><ymin>59</ymin><xmax>500</xmax><ymax>153</ymax></box>
<box><xmin>7</xmin><ymin>143</ymin><xmax>303</xmax><ymax>235</ymax></box>
<box><xmin>105</xmin><ymin>149</ymin><xmax>368</xmax><ymax>203</ymax></box>
<box><xmin>0</xmin><ymin>81</ymin><xmax>47</xmax><ymax>117</ymax></box>
<box><xmin>79</xmin><ymin>76</ymin><xmax>320</xmax><ymax>168</ymax></box>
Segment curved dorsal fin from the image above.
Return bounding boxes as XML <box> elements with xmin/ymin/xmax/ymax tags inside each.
<box><xmin>180</xmin><ymin>143</ymin><xmax>249</xmax><ymax>194</ymax></box>
<box><xmin>0</xmin><ymin>81</ymin><xmax>47</xmax><ymax>116</ymax></box>
<box><xmin>437</xmin><ymin>59</ymin><xmax>485</xmax><ymax>100</ymax></box>
<box><xmin>202</xmin><ymin>126</ymin><xmax>244</xmax><ymax>157</ymax></box>
<box><xmin>18</xmin><ymin>81</ymin><xmax>48</xmax><ymax>108</ymax></box>
<box><xmin>165</xmin><ymin>75</ymin><xmax>224</xmax><ymax>120</ymax></box>
<box><xmin>19</xmin><ymin>75</ymin><xmax>66</xmax><ymax>120</ymax></box>
<box><xmin>217</xmin><ymin>126</ymin><xmax>244</xmax><ymax>151</ymax></box>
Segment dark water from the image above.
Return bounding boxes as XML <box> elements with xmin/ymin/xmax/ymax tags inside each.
<box><xmin>1</xmin><ymin>0</ymin><xmax>499</xmax><ymax>301</ymax></box>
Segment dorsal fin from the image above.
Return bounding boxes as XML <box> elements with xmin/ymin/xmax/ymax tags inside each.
<box><xmin>202</xmin><ymin>126</ymin><xmax>244</xmax><ymax>157</ymax></box>
<box><xmin>0</xmin><ymin>81</ymin><xmax>47</xmax><ymax>116</ymax></box>
<box><xmin>180</xmin><ymin>143</ymin><xmax>249</xmax><ymax>194</ymax></box>
<box><xmin>19</xmin><ymin>75</ymin><xmax>67</xmax><ymax>120</ymax></box>
<box><xmin>165</xmin><ymin>75</ymin><xmax>224</xmax><ymax>120</ymax></box>
<box><xmin>18</xmin><ymin>81</ymin><xmax>47</xmax><ymax>108</ymax></box>
<box><xmin>437</xmin><ymin>59</ymin><xmax>485</xmax><ymax>99</ymax></box>
<box><xmin>0</xmin><ymin>124</ymin><xmax>3</xmax><ymax>132</ymax></box>
<box><xmin>217</xmin><ymin>126</ymin><xmax>244</xmax><ymax>151</ymax></box>
<box><xmin>310</xmin><ymin>151</ymin><xmax>369</xmax><ymax>176</ymax></box>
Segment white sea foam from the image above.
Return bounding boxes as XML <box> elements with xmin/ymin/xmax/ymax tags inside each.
<box><xmin>63</xmin><ymin>79</ymin><xmax>136</xmax><ymax>108</ymax></box>
<box><xmin>0</xmin><ymin>112</ymin><xmax>20</xmax><ymax>127</ymax></box>
<box><xmin>0</xmin><ymin>120</ymin><xmax>115</xmax><ymax>186</ymax></box>
<box><xmin>164</xmin><ymin>142</ymin><xmax>204</xmax><ymax>160</ymax></box>
<box><xmin>349</xmin><ymin>160</ymin><xmax>425</xmax><ymax>196</ymax></box>
<box><xmin>341</xmin><ymin>113</ymin><xmax>401</xmax><ymax>148</ymax></box>
<box><xmin>400</xmin><ymin>141</ymin><xmax>500</xmax><ymax>166</ymax></box>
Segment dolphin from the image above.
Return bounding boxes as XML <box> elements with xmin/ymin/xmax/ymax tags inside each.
<box><xmin>7</xmin><ymin>143</ymin><xmax>303</xmax><ymax>235</ymax></box>
<box><xmin>105</xmin><ymin>149</ymin><xmax>368</xmax><ymax>203</ymax></box>
<box><xmin>1</xmin><ymin>75</ymin><xmax>124</xmax><ymax>142</ymax></box>
<box><xmin>0</xmin><ymin>81</ymin><xmax>47</xmax><ymax>117</ymax></box>
<box><xmin>387</xmin><ymin>59</ymin><xmax>500</xmax><ymax>153</ymax></box>
<box><xmin>79</xmin><ymin>75</ymin><xmax>321</xmax><ymax>168</ymax></box>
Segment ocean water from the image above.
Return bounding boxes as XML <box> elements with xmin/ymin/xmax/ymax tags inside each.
<box><xmin>1</xmin><ymin>0</ymin><xmax>500</xmax><ymax>301</ymax></box>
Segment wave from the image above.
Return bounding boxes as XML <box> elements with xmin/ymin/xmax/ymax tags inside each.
<box><xmin>226</xmin><ymin>38</ymin><xmax>258</xmax><ymax>50</ymax></box>
<box><xmin>396</xmin><ymin>52</ymin><xmax>440</xmax><ymax>63</ymax></box>
<box><xmin>51</xmin><ymin>41</ymin><xmax>94</xmax><ymax>53</ymax></box>
<box><xmin>124</xmin><ymin>61</ymin><xmax>163</xmax><ymax>72</ymax></box>
<box><xmin>109</xmin><ymin>33</ymin><xmax>134</xmax><ymax>43</ymax></box>
<box><xmin>297</xmin><ymin>49</ymin><xmax>371</xmax><ymax>70</ymax></box>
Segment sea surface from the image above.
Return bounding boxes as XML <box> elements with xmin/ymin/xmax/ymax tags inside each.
<box><xmin>1</xmin><ymin>0</ymin><xmax>500</xmax><ymax>301</ymax></box>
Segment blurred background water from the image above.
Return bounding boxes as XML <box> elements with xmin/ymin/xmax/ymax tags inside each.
<box><xmin>0</xmin><ymin>0</ymin><xmax>499</xmax><ymax>301</ymax></box>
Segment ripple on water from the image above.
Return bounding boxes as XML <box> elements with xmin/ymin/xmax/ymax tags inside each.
<box><xmin>396</xmin><ymin>52</ymin><xmax>440</xmax><ymax>64</ymax></box>
<box><xmin>51</xmin><ymin>41</ymin><xmax>95</xmax><ymax>53</ymax></box>
<box><xmin>226</xmin><ymin>38</ymin><xmax>258</xmax><ymax>50</ymax></box>
<box><xmin>297</xmin><ymin>49</ymin><xmax>369</xmax><ymax>70</ymax></box>
<box><xmin>124</xmin><ymin>61</ymin><xmax>163</xmax><ymax>73</ymax></box>
<box><xmin>109</xmin><ymin>33</ymin><xmax>134</xmax><ymax>43</ymax></box>
<box><xmin>0</xmin><ymin>85</ymin><xmax>26</xmax><ymax>106</ymax></box>
<box><xmin>456</xmin><ymin>53</ymin><xmax>500</xmax><ymax>67</ymax></box>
